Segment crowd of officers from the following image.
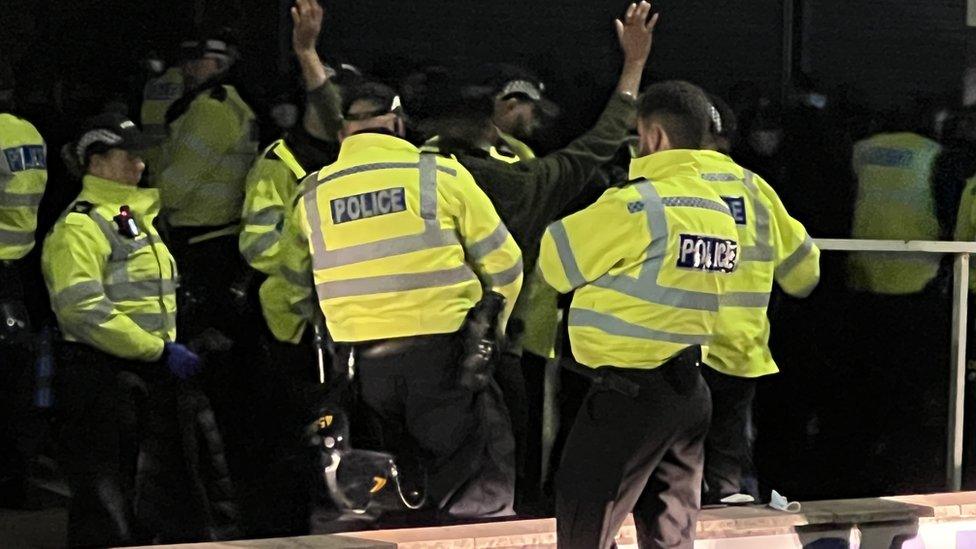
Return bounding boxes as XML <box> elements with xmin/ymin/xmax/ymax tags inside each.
<box><xmin>0</xmin><ymin>1</ymin><xmax>833</xmax><ymax>547</ymax></box>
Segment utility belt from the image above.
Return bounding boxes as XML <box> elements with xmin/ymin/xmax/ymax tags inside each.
<box><xmin>337</xmin><ymin>332</ymin><xmax>457</xmax><ymax>361</ymax></box>
<box><xmin>565</xmin><ymin>345</ymin><xmax>703</xmax><ymax>399</ymax></box>
<box><xmin>165</xmin><ymin>221</ymin><xmax>240</xmax><ymax>247</ymax></box>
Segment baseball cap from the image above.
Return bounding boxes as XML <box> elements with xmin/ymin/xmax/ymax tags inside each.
<box><xmin>74</xmin><ymin>112</ymin><xmax>152</xmax><ymax>165</ymax></box>
<box><xmin>481</xmin><ymin>64</ymin><xmax>559</xmax><ymax>119</ymax></box>
<box><xmin>179</xmin><ymin>35</ymin><xmax>238</xmax><ymax>65</ymax></box>
<box><xmin>342</xmin><ymin>82</ymin><xmax>405</xmax><ymax>121</ymax></box>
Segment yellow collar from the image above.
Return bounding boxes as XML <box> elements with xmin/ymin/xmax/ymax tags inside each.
<box><xmin>337</xmin><ymin>133</ymin><xmax>417</xmax><ymax>161</ymax></box>
<box><xmin>79</xmin><ymin>175</ymin><xmax>160</xmax><ymax>216</ymax></box>
<box><xmin>629</xmin><ymin>149</ymin><xmax>721</xmax><ymax>180</ymax></box>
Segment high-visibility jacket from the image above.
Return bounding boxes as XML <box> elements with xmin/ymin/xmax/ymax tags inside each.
<box><xmin>849</xmin><ymin>132</ymin><xmax>941</xmax><ymax>294</ymax></box>
<box><xmin>0</xmin><ymin>113</ymin><xmax>47</xmax><ymax>260</ymax></box>
<box><xmin>239</xmin><ymin>139</ymin><xmax>307</xmax><ymax>274</ymax></box>
<box><xmin>156</xmin><ymin>84</ymin><xmax>258</xmax><ymax>228</ymax></box>
<box><xmin>953</xmin><ymin>176</ymin><xmax>976</xmax><ymax>291</ymax></box>
<box><xmin>41</xmin><ymin>175</ymin><xmax>178</xmax><ymax>362</ymax></box>
<box><xmin>140</xmin><ymin>67</ymin><xmax>184</xmax><ymax>176</ymax></box>
<box><xmin>692</xmin><ymin>151</ymin><xmax>820</xmax><ymax>378</ymax></box>
<box><xmin>260</xmin><ymin>132</ymin><xmax>524</xmax><ymax>343</ymax></box>
<box><xmin>538</xmin><ymin>150</ymin><xmax>740</xmax><ymax>369</ymax></box>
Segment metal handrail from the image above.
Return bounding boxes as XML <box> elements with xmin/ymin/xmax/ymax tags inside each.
<box><xmin>815</xmin><ymin>239</ymin><xmax>976</xmax><ymax>491</ymax></box>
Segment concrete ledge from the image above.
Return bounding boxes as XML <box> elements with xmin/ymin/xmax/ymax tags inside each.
<box><xmin>147</xmin><ymin>492</ymin><xmax>976</xmax><ymax>548</ymax></box>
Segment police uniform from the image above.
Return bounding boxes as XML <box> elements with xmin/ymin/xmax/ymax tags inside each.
<box><xmin>0</xmin><ymin>112</ymin><xmax>47</xmax><ymax>507</ymax></box>
<box><xmin>538</xmin><ymin>149</ymin><xmax>740</xmax><ymax>549</ymax></box>
<box><xmin>42</xmin><ymin>116</ymin><xmax>237</xmax><ymax>545</ymax></box>
<box><xmin>261</xmin><ymin>131</ymin><xmax>523</xmax><ymax>518</ymax></box>
<box><xmin>689</xmin><ymin>151</ymin><xmax>820</xmax><ymax>503</ymax></box>
<box><xmin>849</xmin><ymin>132</ymin><xmax>941</xmax><ymax>294</ymax></box>
<box><xmin>139</xmin><ymin>66</ymin><xmax>184</xmax><ymax>178</ymax></box>
<box><xmin>155</xmin><ymin>73</ymin><xmax>257</xmax><ymax>372</ymax></box>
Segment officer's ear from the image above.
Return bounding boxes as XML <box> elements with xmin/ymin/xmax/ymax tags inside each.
<box><xmin>637</xmin><ymin>119</ymin><xmax>670</xmax><ymax>156</ymax></box>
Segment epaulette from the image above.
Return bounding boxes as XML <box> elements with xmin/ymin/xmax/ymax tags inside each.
<box><xmin>264</xmin><ymin>142</ymin><xmax>282</xmax><ymax>160</ymax></box>
<box><xmin>612</xmin><ymin>177</ymin><xmax>648</xmax><ymax>189</ymax></box>
<box><xmin>209</xmin><ymin>85</ymin><xmax>228</xmax><ymax>102</ymax></box>
<box><xmin>70</xmin><ymin>201</ymin><xmax>95</xmax><ymax>215</ymax></box>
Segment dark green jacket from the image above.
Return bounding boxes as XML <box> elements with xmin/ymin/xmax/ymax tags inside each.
<box><xmin>443</xmin><ymin>93</ymin><xmax>636</xmax><ymax>272</ymax></box>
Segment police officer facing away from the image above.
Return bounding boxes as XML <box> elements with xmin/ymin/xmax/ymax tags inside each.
<box><xmin>261</xmin><ymin>81</ymin><xmax>525</xmax><ymax>519</ymax></box>
<box><xmin>538</xmin><ymin>81</ymin><xmax>740</xmax><ymax>549</ymax></box>
<box><xmin>43</xmin><ymin>114</ymin><xmax>236</xmax><ymax>546</ymax></box>
<box><xmin>698</xmin><ymin>101</ymin><xmax>821</xmax><ymax>504</ymax></box>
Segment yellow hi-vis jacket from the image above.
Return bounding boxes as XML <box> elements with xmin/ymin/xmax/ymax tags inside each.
<box><xmin>140</xmin><ymin>67</ymin><xmax>184</xmax><ymax>176</ymax></box>
<box><xmin>42</xmin><ymin>175</ymin><xmax>178</xmax><ymax>362</ymax></box>
<box><xmin>848</xmin><ymin>132</ymin><xmax>941</xmax><ymax>294</ymax></box>
<box><xmin>692</xmin><ymin>151</ymin><xmax>820</xmax><ymax>378</ymax></box>
<box><xmin>952</xmin><ymin>176</ymin><xmax>976</xmax><ymax>291</ymax></box>
<box><xmin>239</xmin><ymin>139</ymin><xmax>307</xmax><ymax>274</ymax></box>
<box><xmin>0</xmin><ymin>114</ymin><xmax>47</xmax><ymax>260</ymax></box>
<box><xmin>497</xmin><ymin>131</ymin><xmax>536</xmax><ymax>161</ymax></box>
<box><xmin>538</xmin><ymin>150</ymin><xmax>740</xmax><ymax>369</ymax></box>
<box><xmin>260</xmin><ymin>133</ymin><xmax>524</xmax><ymax>343</ymax></box>
<box><xmin>156</xmin><ymin>84</ymin><xmax>258</xmax><ymax>227</ymax></box>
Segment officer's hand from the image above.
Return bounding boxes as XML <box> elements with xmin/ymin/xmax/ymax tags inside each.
<box><xmin>292</xmin><ymin>0</ymin><xmax>324</xmax><ymax>55</ymax></box>
<box><xmin>615</xmin><ymin>1</ymin><xmax>659</xmax><ymax>65</ymax></box>
<box><xmin>163</xmin><ymin>342</ymin><xmax>202</xmax><ymax>381</ymax></box>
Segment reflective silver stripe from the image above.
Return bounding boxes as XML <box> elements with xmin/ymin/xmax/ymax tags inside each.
<box><xmin>467</xmin><ymin>223</ymin><xmax>511</xmax><ymax>260</ymax></box>
<box><xmin>129</xmin><ymin>311</ymin><xmax>175</xmax><ymax>333</ymax></box>
<box><xmin>485</xmin><ymin>259</ymin><xmax>523</xmax><ymax>288</ymax></box>
<box><xmin>282</xmin><ymin>266</ymin><xmax>313</xmax><ymax>287</ymax></box>
<box><xmin>720</xmin><ymin>291</ymin><xmax>771</xmax><ymax>308</ymax></box>
<box><xmin>316</xmin><ymin>161</ymin><xmax>457</xmax><ymax>188</ymax></box>
<box><xmin>701</xmin><ymin>172</ymin><xmax>739</xmax><ymax>182</ymax></box>
<box><xmin>0</xmin><ymin>228</ymin><xmax>34</xmax><ymax>245</ymax></box>
<box><xmin>0</xmin><ymin>191</ymin><xmax>45</xmax><ymax>208</ymax></box>
<box><xmin>661</xmin><ymin>196</ymin><xmax>732</xmax><ymax>216</ymax></box>
<box><xmin>570</xmin><ymin>308</ymin><xmax>710</xmax><ymax>345</ymax></box>
<box><xmin>775</xmin><ymin>236</ymin><xmax>815</xmax><ymax>280</ymax></box>
<box><xmin>242</xmin><ymin>230</ymin><xmax>280</xmax><ymax>263</ymax></box>
<box><xmin>104</xmin><ymin>279</ymin><xmax>177</xmax><ymax>302</ymax></box>
<box><xmin>304</xmin><ymin>190</ymin><xmax>326</xmax><ymax>267</ymax></box>
<box><xmin>741</xmin><ymin>171</ymin><xmax>773</xmax><ymax>264</ymax></box>
<box><xmin>316</xmin><ymin>265</ymin><xmax>477</xmax><ymax>299</ymax></box>
<box><xmin>419</xmin><ymin>153</ymin><xmax>438</xmax><ymax>220</ymax></box>
<box><xmin>245</xmin><ymin>206</ymin><xmax>283</xmax><ymax>227</ymax></box>
<box><xmin>549</xmin><ymin>220</ymin><xmax>586</xmax><ymax>288</ymax></box>
<box><xmin>313</xmin><ymin>227</ymin><xmax>459</xmax><ymax>270</ymax></box>
<box><xmin>52</xmin><ymin>281</ymin><xmax>105</xmax><ymax>310</ymax></box>
<box><xmin>593</xmin><ymin>182</ymin><xmax>719</xmax><ymax>311</ymax></box>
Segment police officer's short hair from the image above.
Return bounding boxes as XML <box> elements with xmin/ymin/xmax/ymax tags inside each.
<box><xmin>342</xmin><ymin>81</ymin><xmax>399</xmax><ymax>118</ymax></box>
<box><xmin>638</xmin><ymin>81</ymin><xmax>713</xmax><ymax>149</ymax></box>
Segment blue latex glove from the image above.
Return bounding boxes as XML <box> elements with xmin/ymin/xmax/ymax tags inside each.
<box><xmin>163</xmin><ymin>342</ymin><xmax>201</xmax><ymax>380</ymax></box>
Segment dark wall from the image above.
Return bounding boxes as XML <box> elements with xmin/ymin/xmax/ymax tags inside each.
<box><xmin>801</xmin><ymin>0</ymin><xmax>971</xmax><ymax>109</ymax></box>
<box><xmin>321</xmin><ymin>0</ymin><xmax>784</xmax><ymax>140</ymax></box>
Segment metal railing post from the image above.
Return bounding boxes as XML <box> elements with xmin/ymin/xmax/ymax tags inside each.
<box><xmin>948</xmin><ymin>252</ymin><xmax>970</xmax><ymax>491</ymax></box>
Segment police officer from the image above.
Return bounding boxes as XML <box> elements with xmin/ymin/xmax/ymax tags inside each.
<box><xmin>154</xmin><ymin>33</ymin><xmax>257</xmax><ymax>348</ymax></box>
<box><xmin>42</xmin><ymin>114</ymin><xmax>235</xmax><ymax>546</ymax></box>
<box><xmin>139</xmin><ymin>50</ymin><xmax>185</xmax><ymax>180</ymax></box>
<box><xmin>538</xmin><ymin>80</ymin><xmax>739</xmax><ymax>549</ymax></box>
<box><xmin>260</xmin><ymin>80</ymin><xmax>524</xmax><ymax>520</ymax></box>
<box><xmin>697</xmin><ymin>100</ymin><xmax>821</xmax><ymax>504</ymax></box>
<box><xmin>0</xmin><ymin>59</ymin><xmax>48</xmax><ymax>508</ymax></box>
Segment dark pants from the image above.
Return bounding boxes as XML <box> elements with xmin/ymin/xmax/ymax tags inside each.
<box><xmin>345</xmin><ymin>333</ymin><xmax>514</xmax><ymax>520</ymax></box>
<box><xmin>0</xmin><ymin>259</ymin><xmax>34</xmax><ymax>509</ymax></box>
<box><xmin>55</xmin><ymin>343</ymin><xmax>236</xmax><ymax>547</ymax></box>
<box><xmin>520</xmin><ymin>351</ymin><xmax>548</xmax><ymax>514</ymax></box>
<box><xmin>701</xmin><ymin>367</ymin><xmax>757</xmax><ymax>504</ymax></box>
<box><xmin>494</xmin><ymin>351</ymin><xmax>528</xmax><ymax>509</ymax></box>
<box><xmin>555</xmin><ymin>348</ymin><xmax>711</xmax><ymax>549</ymax></box>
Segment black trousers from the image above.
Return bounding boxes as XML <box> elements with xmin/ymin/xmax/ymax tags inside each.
<box><xmin>0</xmin><ymin>259</ymin><xmax>34</xmax><ymax>509</ymax></box>
<box><xmin>701</xmin><ymin>367</ymin><xmax>757</xmax><ymax>504</ymax></box>
<box><xmin>555</xmin><ymin>349</ymin><xmax>711</xmax><ymax>549</ymax></box>
<box><xmin>55</xmin><ymin>343</ymin><xmax>236</xmax><ymax>547</ymax></box>
<box><xmin>345</xmin><ymin>333</ymin><xmax>515</xmax><ymax>520</ymax></box>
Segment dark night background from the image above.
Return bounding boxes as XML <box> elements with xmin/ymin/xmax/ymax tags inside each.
<box><xmin>5</xmin><ymin>0</ymin><xmax>976</xmax><ymax>504</ymax></box>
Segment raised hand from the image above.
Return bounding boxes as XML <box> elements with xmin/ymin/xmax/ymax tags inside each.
<box><xmin>292</xmin><ymin>0</ymin><xmax>324</xmax><ymax>55</ymax></box>
<box><xmin>615</xmin><ymin>1</ymin><xmax>659</xmax><ymax>66</ymax></box>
